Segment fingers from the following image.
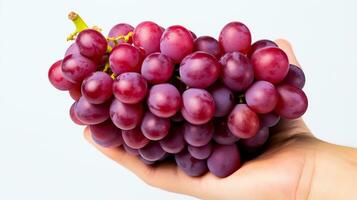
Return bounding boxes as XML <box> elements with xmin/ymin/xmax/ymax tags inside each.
<box><xmin>275</xmin><ymin>39</ymin><xmax>301</xmax><ymax>67</ymax></box>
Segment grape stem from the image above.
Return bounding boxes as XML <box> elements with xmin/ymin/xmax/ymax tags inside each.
<box><xmin>238</xmin><ymin>94</ymin><xmax>245</xmax><ymax>104</ymax></box>
<box><xmin>67</xmin><ymin>12</ymin><xmax>89</xmax><ymax>41</ymax></box>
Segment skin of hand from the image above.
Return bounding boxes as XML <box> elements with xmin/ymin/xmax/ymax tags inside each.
<box><xmin>83</xmin><ymin>39</ymin><xmax>357</xmax><ymax>200</ymax></box>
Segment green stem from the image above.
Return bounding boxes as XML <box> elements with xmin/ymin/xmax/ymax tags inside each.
<box><xmin>67</xmin><ymin>12</ymin><xmax>89</xmax><ymax>41</ymax></box>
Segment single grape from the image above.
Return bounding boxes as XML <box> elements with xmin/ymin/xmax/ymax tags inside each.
<box><xmin>240</xmin><ymin>127</ymin><xmax>269</xmax><ymax>149</ymax></box>
<box><xmin>76</xmin><ymin>29</ymin><xmax>107</xmax><ymax>60</ymax></box>
<box><xmin>81</xmin><ymin>72</ymin><xmax>113</xmax><ymax>104</ymax></box>
<box><xmin>183</xmin><ymin>121</ymin><xmax>214</xmax><ymax>147</ymax></box>
<box><xmin>147</xmin><ymin>83</ymin><xmax>181</xmax><ymax>118</ymax></box>
<box><xmin>213</xmin><ymin>118</ymin><xmax>239</xmax><ymax>145</ymax></box>
<box><xmin>281</xmin><ymin>64</ymin><xmax>306</xmax><ymax>89</ymax></box>
<box><xmin>159</xmin><ymin>127</ymin><xmax>186</xmax><ymax>153</ymax></box>
<box><xmin>181</xmin><ymin>88</ymin><xmax>215</xmax><ymax>125</ymax></box>
<box><xmin>123</xmin><ymin>144</ymin><xmax>139</xmax><ymax>155</ymax></box>
<box><xmin>247</xmin><ymin>39</ymin><xmax>278</xmax><ymax>58</ymax></box>
<box><xmin>74</xmin><ymin>96</ymin><xmax>109</xmax><ymax>125</ymax></box>
<box><xmin>141</xmin><ymin>112</ymin><xmax>170</xmax><ymax>140</ymax></box>
<box><xmin>188</xmin><ymin>142</ymin><xmax>212</xmax><ymax>160</ymax></box>
<box><xmin>108</xmin><ymin>23</ymin><xmax>134</xmax><ymax>47</ymax></box>
<box><xmin>48</xmin><ymin>60</ymin><xmax>76</xmax><ymax>90</ymax></box>
<box><xmin>207</xmin><ymin>144</ymin><xmax>241</xmax><ymax>178</ymax></box>
<box><xmin>219</xmin><ymin>22</ymin><xmax>251</xmax><ymax>54</ymax></box>
<box><xmin>65</xmin><ymin>43</ymin><xmax>80</xmax><ymax>57</ymax></box>
<box><xmin>179</xmin><ymin>52</ymin><xmax>220</xmax><ymax>88</ymax></box>
<box><xmin>251</xmin><ymin>47</ymin><xmax>289</xmax><ymax>84</ymax></box>
<box><xmin>141</xmin><ymin>53</ymin><xmax>174</xmax><ymax>84</ymax></box>
<box><xmin>194</xmin><ymin>36</ymin><xmax>222</xmax><ymax>59</ymax></box>
<box><xmin>259</xmin><ymin>112</ymin><xmax>280</xmax><ymax>128</ymax></box>
<box><xmin>245</xmin><ymin>81</ymin><xmax>278</xmax><ymax>114</ymax></box>
<box><xmin>160</xmin><ymin>25</ymin><xmax>194</xmax><ymax>63</ymax></box>
<box><xmin>122</xmin><ymin>127</ymin><xmax>150</xmax><ymax>149</ymax></box>
<box><xmin>61</xmin><ymin>54</ymin><xmax>97</xmax><ymax>84</ymax></box>
<box><xmin>112</xmin><ymin>72</ymin><xmax>148</xmax><ymax>104</ymax></box>
<box><xmin>69</xmin><ymin>102</ymin><xmax>84</xmax><ymax>125</ymax></box>
<box><xmin>209</xmin><ymin>84</ymin><xmax>235</xmax><ymax>117</ymax></box>
<box><xmin>69</xmin><ymin>84</ymin><xmax>82</xmax><ymax>101</ymax></box>
<box><xmin>89</xmin><ymin>120</ymin><xmax>124</xmax><ymax>148</ymax></box>
<box><xmin>133</xmin><ymin>21</ymin><xmax>164</xmax><ymax>55</ymax></box>
<box><xmin>110</xmin><ymin>99</ymin><xmax>143</xmax><ymax>130</ymax></box>
<box><xmin>175</xmin><ymin>151</ymin><xmax>208</xmax><ymax>177</ymax></box>
<box><xmin>219</xmin><ymin>52</ymin><xmax>254</xmax><ymax>92</ymax></box>
<box><xmin>109</xmin><ymin>43</ymin><xmax>143</xmax><ymax>75</ymax></box>
<box><xmin>228</xmin><ymin>104</ymin><xmax>260</xmax><ymax>138</ymax></box>
<box><xmin>139</xmin><ymin>142</ymin><xmax>166</xmax><ymax>161</ymax></box>
<box><xmin>275</xmin><ymin>84</ymin><xmax>308</xmax><ymax>119</ymax></box>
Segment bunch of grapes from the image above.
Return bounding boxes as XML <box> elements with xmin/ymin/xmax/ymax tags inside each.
<box><xmin>48</xmin><ymin>12</ymin><xmax>308</xmax><ymax>178</ymax></box>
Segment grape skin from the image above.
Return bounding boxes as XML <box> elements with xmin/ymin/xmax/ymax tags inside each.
<box><xmin>213</xmin><ymin>118</ymin><xmax>239</xmax><ymax>145</ymax></box>
<box><xmin>109</xmin><ymin>99</ymin><xmax>143</xmax><ymax>130</ymax></box>
<box><xmin>281</xmin><ymin>64</ymin><xmax>306</xmax><ymax>89</ymax></box>
<box><xmin>159</xmin><ymin>126</ymin><xmax>186</xmax><ymax>154</ymax></box>
<box><xmin>122</xmin><ymin>127</ymin><xmax>150</xmax><ymax>149</ymax></box>
<box><xmin>133</xmin><ymin>21</ymin><xmax>164</xmax><ymax>55</ymax></box>
<box><xmin>194</xmin><ymin>36</ymin><xmax>222</xmax><ymax>59</ymax></box>
<box><xmin>188</xmin><ymin>142</ymin><xmax>212</xmax><ymax>160</ymax></box>
<box><xmin>112</xmin><ymin>72</ymin><xmax>148</xmax><ymax>104</ymax></box>
<box><xmin>141</xmin><ymin>112</ymin><xmax>171</xmax><ymax>141</ymax></box>
<box><xmin>81</xmin><ymin>72</ymin><xmax>113</xmax><ymax>104</ymax></box>
<box><xmin>48</xmin><ymin>60</ymin><xmax>76</xmax><ymax>90</ymax></box>
<box><xmin>109</xmin><ymin>43</ymin><xmax>144</xmax><ymax>75</ymax></box>
<box><xmin>141</xmin><ymin>53</ymin><xmax>174</xmax><ymax>84</ymax></box>
<box><xmin>228</xmin><ymin>104</ymin><xmax>260</xmax><ymax>139</ymax></box>
<box><xmin>89</xmin><ymin>120</ymin><xmax>124</xmax><ymax>148</ymax></box>
<box><xmin>139</xmin><ymin>142</ymin><xmax>167</xmax><ymax>161</ymax></box>
<box><xmin>219</xmin><ymin>22</ymin><xmax>251</xmax><ymax>54</ymax></box>
<box><xmin>108</xmin><ymin>23</ymin><xmax>134</xmax><ymax>47</ymax></box>
<box><xmin>275</xmin><ymin>84</ymin><xmax>308</xmax><ymax>119</ymax></box>
<box><xmin>183</xmin><ymin>121</ymin><xmax>214</xmax><ymax>147</ymax></box>
<box><xmin>207</xmin><ymin>144</ymin><xmax>241</xmax><ymax>178</ymax></box>
<box><xmin>209</xmin><ymin>84</ymin><xmax>235</xmax><ymax>117</ymax></box>
<box><xmin>245</xmin><ymin>81</ymin><xmax>278</xmax><ymax>114</ymax></box>
<box><xmin>247</xmin><ymin>39</ymin><xmax>278</xmax><ymax>58</ymax></box>
<box><xmin>175</xmin><ymin>151</ymin><xmax>208</xmax><ymax>177</ymax></box>
<box><xmin>74</xmin><ymin>96</ymin><xmax>109</xmax><ymax>125</ymax></box>
<box><xmin>76</xmin><ymin>29</ymin><xmax>108</xmax><ymax>60</ymax></box>
<box><xmin>61</xmin><ymin>54</ymin><xmax>97</xmax><ymax>84</ymax></box>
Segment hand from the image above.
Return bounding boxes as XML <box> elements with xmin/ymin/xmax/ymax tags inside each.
<box><xmin>83</xmin><ymin>39</ymin><xmax>357</xmax><ymax>200</ymax></box>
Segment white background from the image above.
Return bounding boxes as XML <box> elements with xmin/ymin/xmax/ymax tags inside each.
<box><xmin>0</xmin><ymin>0</ymin><xmax>356</xmax><ymax>199</ymax></box>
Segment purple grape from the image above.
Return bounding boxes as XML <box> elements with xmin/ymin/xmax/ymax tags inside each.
<box><xmin>209</xmin><ymin>84</ymin><xmax>235</xmax><ymax>117</ymax></box>
<box><xmin>122</xmin><ymin>127</ymin><xmax>150</xmax><ymax>149</ymax></box>
<box><xmin>251</xmin><ymin>47</ymin><xmax>289</xmax><ymax>84</ymax></box>
<box><xmin>179</xmin><ymin>52</ymin><xmax>220</xmax><ymax>88</ymax></box>
<box><xmin>194</xmin><ymin>36</ymin><xmax>222</xmax><ymax>59</ymax></box>
<box><xmin>123</xmin><ymin>144</ymin><xmax>139</xmax><ymax>155</ymax></box>
<box><xmin>228</xmin><ymin>104</ymin><xmax>260</xmax><ymax>139</ymax></box>
<box><xmin>219</xmin><ymin>22</ymin><xmax>251</xmax><ymax>54</ymax></box>
<box><xmin>81</xmin><ymin>72</ymin><xmax>113</xmax><ymax>104</ymax></box>
<box><xmin>133</xmin><ymin>21</ymin><xmax>164</xmax><ymax>55</ymax></box>
<box><xmin>76</xmin><ymin>29</ymin><xmax>107</xmax><ymax>59</ymax></box>
<box><xmin>188</xmin><ymin>142</ymin><xmax>212</xmax><ymax>160</ymax></box>
<box><xmin>48</xmin><ymin>60</ymin><xmax>76</xmax><ymax>90</ymax></box>
<box><xmin>141</xmin><ymin>53</ymin><xmax>174</xmax><ymax>84</ymax></box>
<box><xmin>159</xmin><ymin>127</ymin><xmax>186</xmax><ymax>153</ymax></box>
<box><xmin>207</xmin><ymin>144</ymin><xmax>241</xmax><ymax>178</ymax></box>
<box><xmin>69</xmin><ymin>84</ymin><xmax>82</xmax><ymax>101</ymax></box>
<box><xmin>61</xmin><ymin>54</ymin><xmax>97</xmax><ymax>84</ymax></box>
<box><xmin>112</xmin><ymin>72</ymin><xmax>148</xmax><ymax>104</ymax></box>
<box><xmin>213</xmin><ymin>118</ymin><xmax>239</xmax><ymax>145</ymax></box>
<box><xmin>247</xmin><ymin>39</ymin><xmax>278</xmax><ymax>58</ymax></box>
<box><xmin>281</xmin><ymin>64</ymin><xmax>306</xmax><ymax>89</ymax></box>
<box><xmin>181</xmin><ymin>88</ymin><xmax>215</xmax><ymax>125</ymax></box>
<box><xmin>259</xmin><ymin>112</ymin><xmax>280</xmax><ymax>128</ymax></box>
<box><xmin>160</xmin><ymin>25</ymin><xmax>194</xmax><ymax>63</ymax></box>
<box><xmin>240</xmin><ymin>127</ymin><xmax>269</xmax><ymax>149</ymax></box>
<box><xmin>140</xmin><ymin>156</ymin><xmax>156</xmax><ymax>165</ymax></box>
<box><xmin>108</xmin><ymin>23</ymin><xmax>134</xmax><ymax>47</ymax></box>
<box><xmin>74</xmin><ymin>96</ymin><xmax>109</xmax><ymax>125</ymax></box>
<box><xmin>139</xmin><ymin>142</ymin><xmax>166</xmax><ymax>161</ymax></box>
<box><xmin>69</xmin><ymin>102</ymin><xmax>84</xmax><ymax>125</ymax></box>
<box><xmin>141</xmin><ymin>112</ymin><xmax>170</xmax><ymax>140</ymax></box>
<box><xmin>219</xmin><ymin>52</ymin><xmax>254</xmax><ymax>92</ymax></box>
<box><xmin>275</xmin><ymin>84</ymin><xmax>308</xmax><ymax>119</ymax></box>
<box><xmin>147</xmin><ymin>83</ymin><xmax>181</xmax><ymax>118</ymax></box>
<box><xmin>109</xmin><ymin>99</ymin><xmax>143</xmax><ymax>130</ymax></box>
<box><xmin>109</xmin><ymin>43</ymin><xmax>143</xmax><ymax>75</ymax></box>
<box><xmin>65</xmin><ymin>43</ymin><xmax>81</xmax><ymax>56</ymax></box>
<box><xmin>183</xmin><ymin>121</ymin><xmax>214</xmax><ymax>147</ymax></box>
<box><xmin>175</xmin><ymin>151</ymin><xmax>208</xmax><ymax>177</ymax></box>
<box><xmin>245</xmin><ymin>81</ymin><xmax>278</xmax><ymax>114</ymax></box>
<box><xmin>89</xmin><ymin>120</ymin><xmax>124</xmax><ymax>148</ymax></box>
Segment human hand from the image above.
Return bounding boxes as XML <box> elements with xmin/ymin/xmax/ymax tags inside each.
<box><xmin>83</xmin><ymin>39</ymin><xmax>357</xmax><ymax>200</ymax></box>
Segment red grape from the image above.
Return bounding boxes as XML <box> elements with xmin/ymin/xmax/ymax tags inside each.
<box><xmin>139</xmin><ymin>142</ymin><xmax>166</xmax><ymax>161</ymax></box>
<box><xmin>209</xmin><ymin>84</ymin><xmax>235</xmax><ymax>117</ymax></box>
<box><xmin>74</xmin><ymin>96</ymin><xmax>109</xmax><ymax>125</ymax></box>
<box><xmin>179</xmin><ymin>52</ymin><xmax>220</xmax><ymax>88</ymax></box>
<box><xmin>228</xmin><ymin>104</ymin><xmax>260</xmax><ymax>138</ymax></box>
<box><xmin>69</xmin><ymin>84</ymin><xmax>82</xmax><ymax>101</ymax></box>
<box><xmin>160</xmin><ymin>25</ymin><xmax>194</xmax><ymax>63</ymax></box>
<box><xmin>175</xmin><ymin>151</ymin><xmax>208</xmax><ymax>177</ymax></box>
<box><xmin>76</xmin><ymin>29</ymin><xmax>107</xmax><ymax>59</ymax></box>
<box><xmin>245</xmin><ymin>81</ymin><xmax>278</xmax><ymax>114</ymax></box>
<box><xmin>188</xmin><ymin>142</ymin><xmax>212</xmax><ymax>160</ymax></box>
<box><xmin>61</xmin><ymin>54</ymin><xmax>97</xmax><ymax>84</ymax></box>
<box><xmin>240</xmin><ymin>127</ymin><xmax>269</xmax><ymax>149</ymax></box>
<box><xmin>219</xmin><ymin>52</ymin><xmax>254</xmax><ymax>92</ymax></box>
<box><xmin>141</xmin><ymin>112</ymin><xmax>170</xmax><ymax>141</ymax></box>
<box><xmin>183</xmin><ymin>121</ymin><xmax>214</xmax><ymax>147</ymax></box>
<box><xmin>122</xmin><ymin>127</ymin><xmax>149</xmax><ymax>149</ymax></box>
<box><xmin>141</xmin><ymin>53</ymin><xmax>174</xmax><ymax>84</ymax></box>
<box><xmin>147</xmin><ymin>83</ymin><xmax>181</xmax><ymax>118</ymax></box>
<box><xmin>281</xmin><ymin>64</ymin><xmax>306</xmax><ymax>89</ymax></box>
<box><xmin>109</xmin><ymin>43</ymin><xmax>143</xmax><ymax>75</ymax></box>
<box><xmin>159</xmin><ymin>127</ymin><xmax>186</xmax><ymax>154</ymax></box>
<box><xmin>207</xmin><ymin>144</ymin><xmax>241</xmax><ymax>178</ymax></box>
<box><xmin>112</xmin><ymin>72</ymin><xmax>148</xmax><ymax>104</ymax></box>
<box><xmin>108</xmin><ymin>23</ymin><xmax>134</xmax><ymax>47</ymax></box>
<box><xmin>181</xmin><ymin>88</ymin><xmax>215</xmax><ymax>125</ymax></box>
<box><xmin>251</xmin><ymin>47</ymin><xmax>289</xmax><ymax>84</ymax></box>
<box><xmin>81</xmin><ymin>72</ymin><xmax>113</xmax><ymax>104</ymax></box>
<box><xmin>69</xmin><ymin>102</ymin><xmax>84</xmax><ymax>125</ymax></box>
<box><xmin>219</xmin><ymin>22</ymin><xmax>251</xmax><ymax>54</ymax></box>
<box><xmin>109</xmin><ymin>99</ymin><xmax>143</xmax><ymax>130</ymax></box>
<box><xmin>247</xmin><ymin>39</ymin><xmax>278</xmax><ymax>58</ymax></box>
<box><xmin>275</xmin><ymin>84</ymin><xmax>308</xmax><ymax>119</ymax></box>
<box><xmin>65</xmin><ymin>43</ymin><xmax>80</xmax><ymax>56</ymax></box>
<box><xmin>133</xmin><ymin>21</ymin><xmax>164</xmax><ymax>55</ymax></box>
<box><xmin>259</xmin><ymin>112</ymin><xmax>280</xmax><ymax>128</ymax></box>
<box><xmin>89</xmin><ymin>120</ymin><xmax>124</xmax><ymax>148</ymax></box>
<box><xmin>213</xmin><ymin>118</ymin><xmax>239</xmax><ymax>145</ymax></box>
<box><xmin>194</xmin><ymin>36</ymin><xmax>222</xmax><ymax>59</ymax></box>
<box><xmin>48</xmin><ymin>60</ymin><xmax>76</xmax><ymax>90</ymax></box>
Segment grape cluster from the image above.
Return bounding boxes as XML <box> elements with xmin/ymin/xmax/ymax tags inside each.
<box><xmin>48</xmin><ymin>12</ymin><xmax>308</xmax><ymax>178</ymax></box>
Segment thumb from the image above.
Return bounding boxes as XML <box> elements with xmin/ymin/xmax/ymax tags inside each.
<box><xmin>275</xmin><ymin>39</ymin><xmax>301</xmax><ymax>67</ymax></box>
